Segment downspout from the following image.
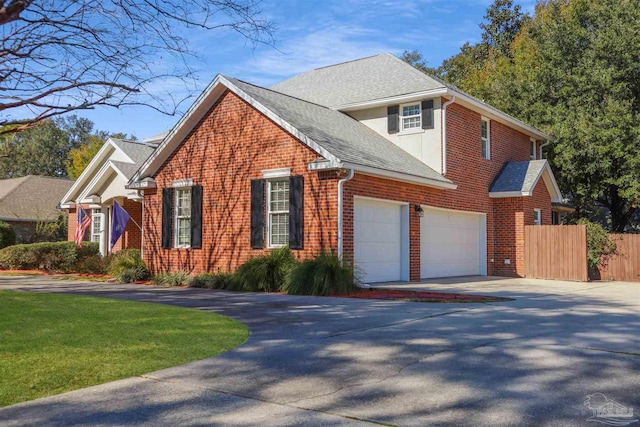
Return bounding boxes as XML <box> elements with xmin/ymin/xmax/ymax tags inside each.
<box><xmin>140</xmin><ymin>190</ymin><xmax>145</xmax><ymax>261</ymax></box>
<box><xmin>441</xmin><ymin>96</ymin><xmax>456</xmax><ymax>175</ymax></box>
<box><xmin>337</xmin><ymin>168</ymin><xmax>354</xmax><ymax>259</ymax></box>
<box><xmin>539</xmin><ymin>140</ymin><xmax>551</xmax><ymax>160</ymax></box>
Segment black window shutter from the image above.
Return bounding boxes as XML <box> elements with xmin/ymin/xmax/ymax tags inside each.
<box><xmin>387</xmin><ymin>105</ymin><xmax>399</xmax><ymax>134</ymax></box>
<box><xmin>422</xmin><ymin>99</ymin><xmax>434</xmax><ymax>129</ymax></box>
<box><xmin>250</xmin><ymin>179</ymin><xmax>265</xmax><ymax>249</ymax></box>
<box><xmin>289</xmin><ymin>176</ymin><xmax>304</xmax><ymax>249</ymax></box>
<box><xmin>161</xmin><ymin>188</ymin><xmax>174</xmax><ymax>249</ymax></box>
<box><xmin>190</xmin><ymin>185</ymin><xmax>202</xmax><ymax>249</ymax></box>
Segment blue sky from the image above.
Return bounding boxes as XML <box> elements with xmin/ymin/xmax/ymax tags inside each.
<box><xmin>81</xmin><ymin>0</ymin><xmax>536</xmax><ymax>140</ymax></box>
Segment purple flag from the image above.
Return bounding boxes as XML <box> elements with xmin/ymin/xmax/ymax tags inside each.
<box><xmin>110</xmin><ymin>200</ymin><xmax>131</xmax><ymax>249</ymax></box>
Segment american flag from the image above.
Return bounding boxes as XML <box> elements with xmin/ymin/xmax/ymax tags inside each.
<box><xmin>74</xmin><ymin>206</ymin><xmax>92</xmax><ymax>247</ymax></box>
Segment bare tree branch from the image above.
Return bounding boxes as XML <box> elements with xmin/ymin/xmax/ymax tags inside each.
<box><xmin>0</xmin><ymin>0</ymin><xmax>275</xmax><ymax>136</ymax></box>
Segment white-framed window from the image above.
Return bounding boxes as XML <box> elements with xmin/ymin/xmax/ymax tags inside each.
<box><xmin>533</xmin><ymin>209</ymin><xmax>542</xmax><ymax>226</ymax></box>
<box><xmin>174</xmin><ymin>188</ymin><xmax>191</xmax><ymax>247</ymax></box>
<box><xmin>401</xmin><ymin>103</ymin><xmax>422</xmax><ymax>131</ymax></box>
<box><xmin>91</xmin><ymin>209</ymin><xmax>102</xmax><ymax>243</ymax></box>
<box><xmin>267</xmin><ymin>179</ymin><xmax>289</xmax><ymax>247</ymax></box>
<box><xmin>481</xmin><ymin>117</ymin><xmax>490</xmax><ymax>159</ymax></box>
<box><xmin>530</xmin><ymin>139</ymin><xmax>537</xmax><ymax>160</ymax></box>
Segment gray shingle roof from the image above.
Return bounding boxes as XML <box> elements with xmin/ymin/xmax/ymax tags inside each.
<box><xmin>111</xmin><ymin>139</ymin><xmax>156</xmax><ymax>165</ymax></box>
<box><xmin>229</xmin><ymin>77</ymin><xmax>451</xmax><ymax>185</ymax></box>
<box><xmin>271</xmin><ymin>53</ymin><xmax>550</xmax><ymax>140</ymax></box>
<box><xmin>490</xmin><ymin>160</ymin><xmax>548</xmax><ymax>193</ymax></box>
<box><xmin>111</xmin><ymin>161</ymin><xmax>142</xmax><ymax>180</ymax></box>
<box><xmin>0</xmin><ymin>175</ymin><xmax>73</xmax><ymax>221</ymax></box>
<box><xmin>271</xmin><ymin>53</ymin><xmax>445</xmax><ymax>107</ymax></box>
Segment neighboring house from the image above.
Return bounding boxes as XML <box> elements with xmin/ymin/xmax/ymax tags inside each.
<box><xmin>127</xmin><ymin>53</ymin><xmax>562</xmax><ymax>282</ymax></box>
<box><xmin>60</xmin><ymin>136</ymin><xmax>159</xmax><ymax>256</ymax></box>
<box><xmin>0</xmin><ymin>175</ymin><xmax>73</xmax><ymax>243</ymax></box>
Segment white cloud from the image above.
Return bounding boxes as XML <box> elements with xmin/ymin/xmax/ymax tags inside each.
<box><xmin>231</xmin><ymin>25</ymin><xmax>400</xmax><ymax>86</ymax></box>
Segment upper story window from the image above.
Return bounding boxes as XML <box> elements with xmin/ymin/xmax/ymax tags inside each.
<box><xmin>533</xmin><ymin>209</ymin><xmax>542</xmax><ymax>226</ymax></box>
<box><xmin>267</xmin><ymin>179</ymin><xmax>289</xmax><ymax>247</ymax></box>
<box><xmin>91</xmin><ymin>209</ymin><xmax>101</xmax><ymax>243</ymax></box>
<box><xmin>401</xmin><ymin>103</ymin><xmax>421</xmax><ymax>131</ymax></box>
<box><xmin>530</xmin><ymin>139</ymin><xmax>537</xmax><ymax>160</ymax></box>
<box><xmin>481</xmin><ymin>117</ymin><xmax>490</xmax><ymax>159</ymax></box>
<box><xmin>174</xmin><ymin>188</ymin><xmax>191</xmax><ymax>247</ymax></box>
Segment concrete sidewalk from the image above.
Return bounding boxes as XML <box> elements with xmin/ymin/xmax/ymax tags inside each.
<box><xmin>0</xmin><ymin>276</ymin><xmax>638</xmax><ymax>426</ymax></box>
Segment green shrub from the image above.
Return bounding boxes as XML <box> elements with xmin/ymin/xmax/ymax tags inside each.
<box><xmin>284</xmin><ymin>252</ymin><xmax>359</xmax><ymax>296</ymax></box>
<box><xmin>0</xmin><ymin>221</ymin><xmax>16</xmax><ymax>249</ymax></box>
<box><xmin>190</xmin><ymin>272</ymin><xmax>238</xmax><ymax>290</ymax></box>
<box><xmin>119</xmin><ymin>266</ymin><xmax>150</xmax><ymax>283</ymax></box>
<box><xmin>104</xmin><ymin>249</ymin><xmax>149</xmax><ymax>282</ymax></box>
<box><xmin>106</xmin><ymin>249</ymin><xmax>146</xmax><ymax>276</ymax></box>
<box><xmin>76</xmin><ymin>253</ymin><xmax>106</xmax><ymax>274</ymax></box>
<box><xmin>235</xmin><ymin>247</ymin><xmax>297</xmax><ymax>292</ymax></box>
<box><xmin>153</xmin><ymin>270</ymin><xmax>192</xmax><ymax>287</ymax></box>
<box><xmin>578</xmin><ymin>219</ymin><xmax>617</xmax><ymax>275</ymax></box>
<box><xmin>0</xmin><ymin>241</ymin><xmax>99</xmax><ymax>272</ymax></box>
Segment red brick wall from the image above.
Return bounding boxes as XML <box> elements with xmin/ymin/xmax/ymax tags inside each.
<box><xmin>141</xmin><ymin>91</ymin><xmax>554</xmax><ymax>278</ymax></box>
<box><xmin>111</xmin><ymin>198</ymin><xmax>143</xmax><ymax>252</ymax></box>
<box><xmin>493</xmin><ymin>179</ymin><xmax>553</xmax><ymax>276</ymax></box>
<box><xmin>143</xmin><ymin>90</ymin><xmax>339</xmax><ymax>274</ymax></box>
<box><xmin>67</xmin><ymin>207</ymin><xmax>77</xmax><ymax>242</ymax></box>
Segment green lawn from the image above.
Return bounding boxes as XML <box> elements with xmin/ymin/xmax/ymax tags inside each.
<box><xmin>0</xmin><ymin>290</ymin><xmax>248</xmax><ymax>407</ymax></box>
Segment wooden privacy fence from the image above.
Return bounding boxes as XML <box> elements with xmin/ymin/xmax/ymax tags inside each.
<box><xmin>525</xmin><ymin>225</ymin><xmax>640</xmax><ymax>282</ymax></box>
<box><xmin>525</xmin><ymin>225</ymin><xmax>588</xmax><ymax>281</ymax></box>
<box><xmin>596</xmin><ymin>234</ymin><xmax>640</xmax><ymax>282</ymax></box>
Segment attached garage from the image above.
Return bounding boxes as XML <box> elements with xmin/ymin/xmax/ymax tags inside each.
<box><xmin>421</xmin><ymin>207</ymin><xmax>486</xmax><ymax>278</ymax></box>
<box><xmin>354</xmin><ymin>198</ymin><xmax>409</xmax><ymax>283</ymax></box>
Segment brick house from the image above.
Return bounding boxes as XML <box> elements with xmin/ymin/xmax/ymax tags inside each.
<box><xmin>60</xmin><ymin>136</ymin><xmax>160</xmax><ymax>256</ymax></box>
<box><xmin>128</xmin><ymin>53</ymin><xmax>562</xmax><ymax>282</ymax></box>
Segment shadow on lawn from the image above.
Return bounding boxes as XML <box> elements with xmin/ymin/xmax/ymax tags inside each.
<box><xmin>0</xmin><ymin>277</ymin><xmax>638</xmax><ymax>426</ymax></box>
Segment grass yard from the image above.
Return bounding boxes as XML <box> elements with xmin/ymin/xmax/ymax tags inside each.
<box><xmin>0</xmin><ymin>290</ymin><xmax>248</xmax><ymax>407</ymax></box>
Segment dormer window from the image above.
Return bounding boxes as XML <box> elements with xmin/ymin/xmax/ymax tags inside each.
<box><xmin>401</xmin><ymin>103</ymin><xmax>421</xmax><ymax>131</ymax></box>
<box><xmin>387</xmin><ymin>100</ymin><xmax>434</xmax><ymax>134</ymax></box>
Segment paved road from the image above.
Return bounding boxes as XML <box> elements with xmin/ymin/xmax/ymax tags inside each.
<box><xmin>0</xmin><ymin>276</ymin><xmax>638</xmax><ymax>426</ymax></box>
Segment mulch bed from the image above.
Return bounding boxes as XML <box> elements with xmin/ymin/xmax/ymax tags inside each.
<box><xmin>338</xmin><ymin>289</ymin><xmax>513</xmax><ymax>303</ymax></box>
<box><xmin>1</xmin><ymin>270</ymin><xmax>511</xmax><ymax>303</ymax></box>
<box><xmin>0</xmin><ymin>269</ymin><xmax>50</xmax><ymax>276</ymax></box>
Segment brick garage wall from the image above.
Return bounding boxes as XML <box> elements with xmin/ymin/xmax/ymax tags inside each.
<box><xmin>492</xmin><ymin>179</ymin><xmax>553</xmax><ymax>276</ymax></box>
<box><xmin>493</xmin><ymin>197</ymin><xmax>524</xmax><ymax>276</ymax></box>
<box><xmin>143</xmin><ymin>90</ymin><xmax>339</xmax><ymax>274</ymax></box>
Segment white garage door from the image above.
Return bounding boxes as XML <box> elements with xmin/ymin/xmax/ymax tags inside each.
<box><xmin>354</xmin><ymin>199</ymin><xmax>404</xmax><ymax>283</ymax></box>
<box><xmin>421</xmin><ymin>208</ymin><xmax>485</xmax><ymax>278</ymax></box>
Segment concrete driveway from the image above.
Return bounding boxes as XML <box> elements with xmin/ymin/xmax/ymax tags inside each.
<box><xmin>0</xmin><ymin>276</ymin><xmax>638</xmax><ymax>426</ymax></box>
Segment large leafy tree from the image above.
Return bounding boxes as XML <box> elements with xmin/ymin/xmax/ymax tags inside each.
<box><xmin>0</xmin><ymin>0</ymin><xmax>273</xmax><ymax>136</ymax></box>
<box><xmin>0</xmin><ymin>119</ymin><xmax>69</xmax><ymax>177</ymax></box>
<box><xmin>484</xmin><ymin>0</ymin><xmax>640</xmax><ymax>231</ymax></box>
<box><xmin>409</xmin><ymin>0</ymin><xmax>640</xmax><ymax>232</ymax></box>
<box><xmin>0</xmin><ymin>115</ymin><xmax>128</xmax><ymax>179</ymax></box>
<box><xmin>431</xmin><ymin>0</ymin><xmax>530</xmax><ymax>98</ymax></box>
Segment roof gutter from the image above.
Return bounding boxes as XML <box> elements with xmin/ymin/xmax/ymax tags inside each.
<box><xmin>445</xmin><ymin>89</ymin><xmax>551</xmax><ymax>141</ymax></box>
<box><xmin>441</xmin><ymin>96</ymin><xmax>456</xmax><ymax>176</ymax></box>
<box><xmin>337</xmin><ymin>169</ymin><xmax>354</xmax><ymax>259</ymax></box>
